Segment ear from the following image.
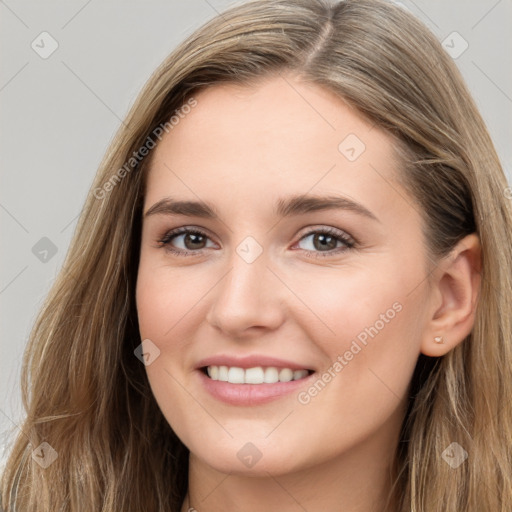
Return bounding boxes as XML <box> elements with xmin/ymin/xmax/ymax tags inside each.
<box><xmin>421</xmin><ymin>233</ymin><xmax>482</xmax><ymax>357</ymax></box>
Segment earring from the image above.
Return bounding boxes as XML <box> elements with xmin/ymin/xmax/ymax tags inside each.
<box><xmin>434</xmin><ymin>336</ymin><xmax>444</xmax><ymax>344</ymax></box>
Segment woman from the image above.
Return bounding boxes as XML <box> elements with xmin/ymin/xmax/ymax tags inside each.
<box><xmin>2</xmin><ymin>0</ymin><xmax>511</xmax><ymax>510</ymax></box>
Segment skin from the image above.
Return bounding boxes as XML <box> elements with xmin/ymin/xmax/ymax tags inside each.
<box><xmin>135</xmin><ymin>73</ymin><xmax>481</xmax><ymax>512</ymax></box>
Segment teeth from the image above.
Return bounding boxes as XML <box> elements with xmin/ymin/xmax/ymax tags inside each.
<box><xmin>245</xmin><ymin>367</ymin><xmax>264</xmax><ymax>384</ymax></box>
<box><xmin>206</xmin><ymin>366</ymin><xmax>310</xmax><ymax>384</ymax></box>
<box><xmin>227</xmin><ymin>367</ymin><xmax>245</xmax><ymax>384</ymax></box>
<box><xmin>293</xmin><ymin>369</ymin><xmax>307</xmax><ymax>380</ymax></box>
<box><xmin>279</xmin><ymin>368</ymin><xmax>293</xmax><ymax>382</ymax></box>
<box><xmin>218</xmin><ymin>365</ymin><xmax>228</xmax><ymax>381</ymax></box>
<box><xmin>264</xmin><ymin>367</ymin><xmax>279</xmax><ymax>383</ymax></box>
<box><xmin>208</xmin><ymin>365</ymin><xmax>219</xmax><ymax>380</ymax></box>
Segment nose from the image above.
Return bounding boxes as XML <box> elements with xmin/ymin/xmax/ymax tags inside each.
<box><xmin>205</xmin><ymin>247</ymin><xmax>286</xmax><ymax>337</ymax></box>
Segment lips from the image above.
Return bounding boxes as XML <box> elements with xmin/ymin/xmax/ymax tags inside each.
<box><xmin>195</xmin><ymin>354</ymin><xmax>316</xmax><ymax>405</ymax></box>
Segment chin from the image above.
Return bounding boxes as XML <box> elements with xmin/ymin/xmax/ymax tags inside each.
<box><xmin>187</xmin><ymin>435</ymin><xmax>316</xmax><ymax>477</ymax></box>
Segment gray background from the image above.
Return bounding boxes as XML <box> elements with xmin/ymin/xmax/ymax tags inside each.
<box><xmin>1</xmin><ymin>0</ymin><xmax>511</xmax><ymax>469</ymax></box>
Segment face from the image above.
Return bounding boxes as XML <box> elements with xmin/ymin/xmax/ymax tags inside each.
<box><xmin>136</xmin><ymin>73</ymin><xmax>434</xmax><ymax>477</ymax></box>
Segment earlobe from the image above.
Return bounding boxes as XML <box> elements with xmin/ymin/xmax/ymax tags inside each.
<box><xmin>420</xmin><ymin>233</ymin><xmax>481</xmax><ymax>357</ymax></box>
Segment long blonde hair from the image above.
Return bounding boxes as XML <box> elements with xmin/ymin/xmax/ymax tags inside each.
<box><xmin>2</xmin><ymin>0</ymin><xmax>511</xmax><ymax>510</ymax></box>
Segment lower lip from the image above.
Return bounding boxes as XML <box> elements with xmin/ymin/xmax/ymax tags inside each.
<box><xmin>197</xmin><ymin>369</ymin><xmax>315</xmax><ymax>406</ymax></box>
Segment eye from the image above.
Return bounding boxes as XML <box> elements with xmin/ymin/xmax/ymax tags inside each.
<box><xmin>156</xmin><ymin>226</ymin><xmax>356</xmax><ymax>258</ymax></box>
<box><xmin>294</xmin><ymin>227</ymin><xmax>355</xmax><ymax>258</ymax></box>
<box><xmin>157</xmin><ymin>227</ymin><xmax>216</xmax><ymax>256</ymax></box>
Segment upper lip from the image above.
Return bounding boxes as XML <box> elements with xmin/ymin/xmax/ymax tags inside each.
<box><xmin>196</xmin><ymin>354</ymin><xmax>314</xmax><ymax>371</ymax></box>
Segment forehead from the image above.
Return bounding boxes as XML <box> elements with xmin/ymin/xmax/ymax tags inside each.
<box><xmin>144</xmin><ymin>75</ymin><xmax>407</xmax><ymax>219</ymax></box>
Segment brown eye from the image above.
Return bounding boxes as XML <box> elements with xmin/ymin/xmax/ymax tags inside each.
<box><xmin>295</xmin><ymin>227</ymin><xmax>355</xmax><ymax>258</ymax></box>
<box><xmin>312</xmin><ymin>233</ymin><xmax>339</xmax><ymax>251</ymax></box>
<box><xmin>158</xmin><ymin>228</ymin><xmax>216</xmax><ymax>256</ymax></box>
<box><xmin>181</xmin><ymin>232</ymin><xmax>208</xmax><ymax>250</ymax></box>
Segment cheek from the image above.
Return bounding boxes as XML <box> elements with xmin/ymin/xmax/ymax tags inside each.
<box><xmin>292</xmin><ymin>263</ymin><xmax>407</xmax><ymax>344</ymax></box>
<box><xmin>135</xmin><ymin>266</ymin><xmax>202</xmax><ymax>444</ymax></box>
<box><xmin>294</xmin><ymin>257</ymin><xmax>425</xmax><ymax>391</ymax></box>
<box><xmin>136</xmin><ymin>276</ymin><xmax>174</xmax><ymax>339</ymax></box>
<box><xmin>284</xmin><ymin>271</ymin><xmax>422</xmax><ymax>458</ymax></box>
<box><xmin>135</xmin><ymin>261</ymin><xmax>201</xmax><ymax>346</ymax></box>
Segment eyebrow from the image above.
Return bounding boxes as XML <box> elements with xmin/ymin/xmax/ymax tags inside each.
<box><xmin>144</xmin><ymin>194</ymin><xmax>379</xmax><ymax>222</ymax></box>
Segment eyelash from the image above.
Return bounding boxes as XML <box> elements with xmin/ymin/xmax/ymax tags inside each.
<box><xmin>156</xmin><ymin>226</ymin><xmax>356</xmax><ymax>259</ymax></box>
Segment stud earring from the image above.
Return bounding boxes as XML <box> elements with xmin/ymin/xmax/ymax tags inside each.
<box><xmin>434</xmin><ymin>336</ymin><xmax>444</xmax><ymax>344</ymax></box>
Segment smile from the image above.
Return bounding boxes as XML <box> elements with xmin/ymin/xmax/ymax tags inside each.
<box><xmin>204</xmin><ymin>365</ymin><xmax>313</xmax><ymax>384</ymax></box>
<box><xmin>197</xmin><ymin>366</ymin><xmax>316</xmax><ymax>406</ymax></box>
